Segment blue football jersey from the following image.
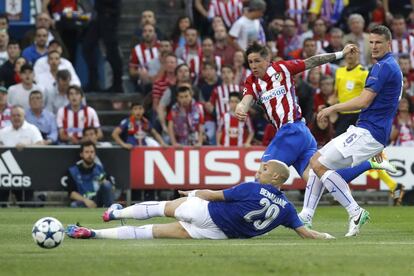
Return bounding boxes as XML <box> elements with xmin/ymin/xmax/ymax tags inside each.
<box><xmin>208</xmin><ymin>182</ymin><xmax>303</xmax><ymax>238</ymax></box>
<box><xmin>357</xmin><ymin>52</ymin><xmax>402</xmax><ymax>145</ymax></box>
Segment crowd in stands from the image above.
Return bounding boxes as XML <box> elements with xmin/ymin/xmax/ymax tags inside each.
<box><xmin>1</xmin><ymin>0</ymin><xmax>414</xmax><ymax>151</ymax></box>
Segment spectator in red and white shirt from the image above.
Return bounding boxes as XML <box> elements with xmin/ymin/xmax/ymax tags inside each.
<box><xmin>233</xmin><ymin>50</ymin><xmax>251</xmax><ymax>86</ymax></box>
<box><xmin>391</xmin><ymin>14</ymin><xmax>414</xmax><ymax>68</ymax></box>
<box><xmin>300</xmin><ymin>18</ymin><xmax>330</xmax><ymax>54</ymax></box>
<box><xmin>175</xmin><ymin>27</ymin><xmax>201</xmax><ymax>65</ymax></box>
<box><xmin>391</xmin><ymin>95</ymin><xmax>414</xmax><ymax>146</ymax></box>
<box><xmin>57</xmin><ymin>85</ymin><xmax>102</xmax><ymax>144</ymax></box>
<box><xmin>206</xmin><ymin>65</ymin><xmax>240</xmax><ymax>123</ymax></box>
<box><xmin>152</xmin><ymin>54</ymin><xmax>178</xmax><ymax>111</ymax></box>
<box><xmin>167</xmin><ymin>86</ymin><xmax>204</xmax><ymax>146</ymax></box>
<box><xmin>190</xmin><ymin>37</ymin><xmax>222</xmax><ymax>83</ymax></box>
<box><xmin>129</xmin><ymin>23</ymin><xmax>160</xmax><ymax>85</ymax></box>
<box><xmin>217</xmin><ymin>92</ymin><xmax>254</xmax><ymax>146</ymax></box>
<box><xmin>208</xmin><ymin>0</ymin><xmax>243</xmax><ymax>29</ymax></box>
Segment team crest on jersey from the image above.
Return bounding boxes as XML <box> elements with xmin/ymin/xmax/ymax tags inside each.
<box><xmin>243</xmin><ymin>87</ymin><xmax>248</xmax><ymax>95</ymax></box>
<box><xmin>274</xmin><ymin>73</ymin><xmax>283</xmax><ymax>82</ymax></box>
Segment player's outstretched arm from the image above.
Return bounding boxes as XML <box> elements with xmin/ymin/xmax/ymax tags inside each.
<box><xmin>304</xmin><ymin>44</ymin><xmax>358</xmax><ymax>70</ymax></box>
<box><xmin>178</xmin><ymin>190</ymin><xmax>225</xmax><ymax>201</ymax></box>
<box><xmin>294</xmin><ymin>226</ymin><xmax>335</xmax><ymax>240</ymax></box>
<box><xmin>235</xmin><ymin>94</ymin><xmax>254</xmax><ymax>121</ymax></box>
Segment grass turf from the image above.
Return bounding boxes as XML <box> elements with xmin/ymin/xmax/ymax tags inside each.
<box><xmin>1</xmin><ymin>206</ymin><xmax>414</xmax><ymax>276</ymax></box>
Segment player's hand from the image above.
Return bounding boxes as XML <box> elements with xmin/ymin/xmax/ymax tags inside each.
<box><xmin>373</xmin><ymin>152</ymin><xmax>384</xmax><ymax>163</ymax></box>
<box><xmin>317</xmin><ymin>106</ymin><xmax>336</xmax><ymax>121</ymax></box>
<box><xmin>342</xmin><ymin>44</ymin><xmax>359</xmax><ymax>57</ymax></box>
<box><xmin>322</xmin><ymin>233</ymin><xmax>335</xmax><ymax>239</ymax></box>
<box><xmin>244</xmin><ymin>142</ymin><xmax>251</xmax><ymax>148</ymax></box>
<box><xmin>235</xmin><ymin>104</ymin><xmax>247</xmax><ymax>121</ymax></box>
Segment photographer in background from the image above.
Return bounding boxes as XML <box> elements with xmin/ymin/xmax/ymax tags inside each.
<box><xmin>65</xmin><ymin>141</ymin><xmax>114</xmax><ymax>208</ymax></box>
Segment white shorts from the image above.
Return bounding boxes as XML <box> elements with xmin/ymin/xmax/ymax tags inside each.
<box><xmin>174</xmin><ymin>197</ymin><xmax>228</xmax><ymax>239</ymax></box>
<box><xmin>318</xmin><ymin>125</ymin><xmax>384</xmax><ymax>169</ymax></box>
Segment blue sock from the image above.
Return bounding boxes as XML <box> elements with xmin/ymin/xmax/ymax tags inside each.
<box><xmin>336</xmin><ymin>161</ymin><xmax>371</xmax><ymax>183</ymax></box>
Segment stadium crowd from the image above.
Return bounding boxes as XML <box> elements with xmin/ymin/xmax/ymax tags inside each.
<box><xmin>1</xmin><ymin>0</ymin><xmax>414</xmax><ymax>149</ymax></box>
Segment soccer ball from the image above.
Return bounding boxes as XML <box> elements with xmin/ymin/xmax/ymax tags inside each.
<box><xmin>32</xmin><ymin>217</ymin><xmax>65</xmax><ymax>249</ymax></box>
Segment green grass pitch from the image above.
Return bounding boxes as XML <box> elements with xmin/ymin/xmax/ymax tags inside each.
<box><xmin>2</xmin><ymin>206</ymin><xmax>414</xmax><ymax>276</ymax></box>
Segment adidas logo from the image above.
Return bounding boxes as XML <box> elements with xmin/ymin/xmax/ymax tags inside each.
<box><xmin>0</xmin><ymin>150</ymin><xmax>31</xmax><ymax>187</ymax></box>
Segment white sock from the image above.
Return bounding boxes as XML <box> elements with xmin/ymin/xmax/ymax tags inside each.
<box><xmin>300</xmin><ymin>170</ymin><xmax>325</xmax><ymax>221</ymax></box>
<box><xmin>113</xmin><ymin>201</ymin><xmax>167</xmax><ymax>220</ymax></box>
<box><xmin>94</xmin><ymin>225</ymin><xmax>154</xmax><ymax>239</ymax></box>
<box><xmin>321</xmin><ymin>170</ymin><xmax>360</xmax><ymax>217</ymax></box>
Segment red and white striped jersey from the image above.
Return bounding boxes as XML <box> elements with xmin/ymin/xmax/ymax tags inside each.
<box><xmin>218</xmin><ymin>112</ymin><xmax>253</xmax><ymax>146</ymax></box>
<box><xmin>0</xmin><ymin>105</ymin><xmax>11</xmax><ymax>129</ymax></box>
<box><xmin>391</xmin><ymin>35</ymin><xmax>414</xmax><ymax>68</ymax></box>
<box><xmin>57</xmin><ymin>105</ymin><xmax>100</xmax><ymax>139</ymax></box>
<box><xmin>243</xmin><ymin>60</ymin><xmax>305</xmax><ymax>130</ymax></box>
<box><xmin>210</xmin><ymin>83</ymin><xmax>240</xmax><ymax>122</ymax></box>
<box><xmin>189</xmin><ymin>54</ymin><xmax>223</xmax><ymax>79</ymax></box>
<box><xmin>286</xmin><ymin>0</ymin><xmax>310</xmax><ymax>26</ymax></box>
<box><xmin>302</xmin><ymin>63</ymin><xmax>332</xmax><ymax>80</ymax></box>
<box><xmin>129</xmin><ymin>43</ymin><xmax>159</xmax><ymax>68</ymax></box>
<box><xmin>208</xmin><ymin>0</ymin><xmax>243</xmax><ymax>29</ymax></box>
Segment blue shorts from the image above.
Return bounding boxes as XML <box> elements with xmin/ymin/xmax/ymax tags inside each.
<box><xmin>261</xmin><ymin>121</ymin><xmax>317</xmax><ymax>176</ymax></box>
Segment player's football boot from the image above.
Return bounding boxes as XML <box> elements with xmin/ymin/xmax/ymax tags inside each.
<box><xmin>345</xmin><ymin>208</ymin><xmax>370</xmax><ymax>237</ymax></box>
<box><xmin>298</xmin><ymin>213</ymin><xmax>313</xmax><ymax>229</ymax></box>
<box><xmin>102</xmin><ymin>203</ymin><xmax>124</xmax><ymax>223</ymax></box>
<box><xmin>66</xmin><ymin>224</ymin><xmax>94</xmax><ymax>239</ymax></box>
<box><xmin>369</xmin><ymin>152</ymin><xmax>397</xmax><ymax>174</ymax></box>
<box><xmin>392</xmin><ymin>183</ymin><xmax>405</xmax><ymax>206</ymax></box>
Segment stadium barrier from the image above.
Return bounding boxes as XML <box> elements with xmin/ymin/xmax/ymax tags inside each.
<box><xmin>0</xmin><ymin>146</ymin><xmax>412</xmax><ymax>205</ymax></box>
<box><xmin>0</xmin><ymin>147</ymin><xmax>131</xmax><ymax>204</ymax></box>
<box><xmin>130</xmin><ymin>146</ymin><xmax>411</xmax><ymax>191</ymax></box>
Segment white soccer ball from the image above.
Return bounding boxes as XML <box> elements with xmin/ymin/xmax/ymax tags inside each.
<box><xmin>32</xmin><ymin>217</ymin><xmax>64</xmax><ymax>249</ymax></box>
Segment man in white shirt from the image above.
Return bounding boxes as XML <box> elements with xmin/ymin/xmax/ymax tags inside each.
<box><xmin>0</xmin><ymin>105</ymin><xmax>43</xmax><ymax>147</ymax></box>
<box><xmin>229</xmin><ymin>0</ymin><xmax>266</xmax><ymax>51</ymax></box>
<box><xmin>34</xmin><ymin>40</ymin><xmax>80</xmax><ymax>86</ymax></box>
<box><xmin>8</xmin><ymin>64</ymin><xmax>44</xmax><ymax>110</ymax></box>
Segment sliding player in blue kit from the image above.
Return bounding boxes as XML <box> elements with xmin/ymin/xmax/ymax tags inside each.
<box><xmin>66</xmin><ymin>160</ymin><xmax>335</xmax><ymax>240</ymax></box>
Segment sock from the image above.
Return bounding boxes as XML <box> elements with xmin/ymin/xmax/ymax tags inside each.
<box><xmin>377</xmin><ymin>170</ymin><xmax>397</xmax><ymax>191</ymax></box>
<box><xmin>336</xmin><ymin>161</ymin><xmax>371</xmax><ymax>183</ymax></box>
<box><xmin>300</xmin><ymin>170</ymin><xmax>325</xmax><ymax>221</ymax></box>
<box><xmin>112</xmin><ymin>201</ymin><xmax>167</xmax><ymax>220</ymax></box>
<box><xmin>94</xmin><ymin>225</ymin><xmax>154</xmax><ymax>239</ymax></box>
<box><xmin>321</xmin><ymin>170</ymin><xmax>360</xmax><ymax>217</ymax></box>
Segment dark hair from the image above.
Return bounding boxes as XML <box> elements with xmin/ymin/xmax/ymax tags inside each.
<box><xmin>202</xmin><ymin>61</ymin><xmax>217</xmax><ymax>71</ymax></box>
<box><xmin>67</xmin><ymin>85</ymin><xmax>84</xmax><ymax>97</ymax></box>
<box><xmin>303</xmin><ymin>37</ymin><xmax>316</xmax><ymax>47</ymax></box>
<box><xmin>48</xmin><ymin>39</ymin><xmax>61</xmax><ymax>47</ymax></box>
<box><xmin>35</xmin><ymin>27</ymin><xmax>48</xmax><ymax>34</ymax></box>
<box><xmin>392</xmin><ymin>14</ymin><xmax>406</xmax><ymax>22</ymax></box>
<box><xmin>83</xmin><ymin>126</ymin><xmax>98</xmax><ymax>136</ymax></box>
<box><xmin>246</xmin><ymin>42</ymin><xmax>270</xmax><ymax>59</ymax></box>
<box><xmin>176</xmin><ymin>86</ymin><xmax>192</xmax><ymax>96</ymax></box>
<box><xmin>171</xmin><ymin>15</ymin><xmax>192</xmax><ymax>41</ymax></box>
<box><xmin>175</xmin><ymin>63</ymin><xmax>189</xmax><ymax>75</ymax></box>
<box><xmin>56</xmin><ymin>69</ymin><xmax>71</xmax><ymax>81</ymax></box>
<box><xmin>369</xmin><ymin>25</ymin><xmax>392</xmax><ymax>41</ymax></box>
<box><xmin>0</xmin><ymin>13</ymin><xmax>9</xmax><ymax>24</ymax></box>
<box><xmin>229</xmin><ymin>91</ymin><xmax>241</xmax><ymax>100</ymax></box>
<box><xmin>131</xmin><ymin>101</ymin><xmax>144</xmax><ymax>109</ymax></box>
<box><xmin>29</xmin><ymin>90</ymin><xmax>43</xmax><ymax>99</ymax></box>
<box><xmin>20</xmin><ymin>64</ymin><xmax>33</xmax><ymax>73</ymax></box>
<box><xmin>221</xmin><ymin>64</ymin><xmax>234</xmax><ymax>71</ymax></box>
<box><xmin>80</xmin><ymin>141</ymin><xmax>96</xmax><ymax>153</ymax></box>
<box><xmin>7</xmin><ymin>39</ymin><xmax>19</xmax><ymax>47</ymax></box>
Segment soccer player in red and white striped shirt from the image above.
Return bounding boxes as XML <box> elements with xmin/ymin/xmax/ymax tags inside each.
<box><xmin>207</xmin><ymin>0</ymin><xmax>243</xmax><ymax>29</ymax></box>
<box><xmin>206</xmin><ymin>65</ymin><xmax>240</xmax><ymax>123</ymax></box>
<box><xmin>217</xmin><ymin>92</ymin><xmax>254</xmax><ymax>146</ymax></box>
<box><xmin>129</xmin><ymin>24</ymin><xmax>160</xmax><ymax>83</ymax></box>
<box><xmin>235</xmin><ymin>42</ymin><xmax>357</xmax><ymax>180</ymax></box>
<box><xmin>57</xmin><ymin>86</ymin><xmax>102</xmax><ymax>144</ymax></box>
